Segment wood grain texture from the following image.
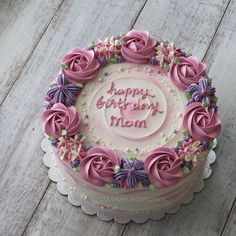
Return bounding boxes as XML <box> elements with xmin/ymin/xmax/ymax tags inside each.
<box><xmin>0</xmin><ymin>0</ymin><xmax>146</xmax><ymax>235</ymax></box>
<box><xmin>0</xmin><ymin>0</ymin><xmax>236</xmax><ymax>235</ymax></box>
<box><xmin>222</xmin><ymin>199</ymin><xmax>236</xmax><ymax>236</ymax></box>
<box><xmin>134</xmin><ymin>0</ymin><xmax>230</xmax><ymax>59</ymax></box>
<box><xmin>122</xmin><ymin>0</ymin><xmax>236</xmax><ymax>235</ymax></box>
<box><xmin>23</xmin><ymin>184</ymin><xmax>125</xmax><ymax>236</ymax></box>
<box><xmin>0</xmin><ymin>0</ymin><xmax>64</xmax><ymax>105</ymax></box>
<box><xmin>23</xmin><ymin>0</ymin><xmax>234</xmax><ymax>235</ymax></box>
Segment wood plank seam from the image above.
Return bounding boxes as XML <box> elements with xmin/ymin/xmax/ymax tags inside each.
<box><xmin>220</xmin><ymin>197</ymin><xmax>236</xmax><ymax>236</ymax></box>
<box><xmin>130</xmin><ymin>0</ymin><xmax>148</xmax><ymax>30</ymax></box>
<box><xmin>120</xmin><ymin>224</ymin><xmax>128</xmax><ymax>236</ymax></box>
<box><xmin>0</xmin><ymin>0</ymin><xmax>65</xmax><ymax>108</ymax></box>
<box><xmin>202</xmin><ymin>0</ymin><xmax>232</xmax><ymax>61</ymax></box>
<box><xmin>21</xmin><ymin>182</ymin><xmax>52</xmax><ymax>236</ymax></box>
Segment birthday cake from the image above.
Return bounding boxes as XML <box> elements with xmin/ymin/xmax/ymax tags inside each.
<box><xmin>42</xmin><ymin>30</ymin><xmax>221</xmax><ymax>221</ymax></box>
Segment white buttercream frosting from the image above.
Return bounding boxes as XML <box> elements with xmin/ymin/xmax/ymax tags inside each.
<box><xmin>77</xmin><ymin>63</ymin><xmax>187</xmax><ymax>159</ymax></box>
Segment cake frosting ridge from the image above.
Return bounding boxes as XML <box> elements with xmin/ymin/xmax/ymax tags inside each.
<box><xmin>42</xmin><ymin>30</ymin><xmax>221</xmax><ymax>218</ymax></box>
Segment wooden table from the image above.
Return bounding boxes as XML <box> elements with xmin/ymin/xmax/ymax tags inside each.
<box><xmin>0</xmin><ymin>0</ymin><xmax>236</xmax><ymax>235</ymax></box>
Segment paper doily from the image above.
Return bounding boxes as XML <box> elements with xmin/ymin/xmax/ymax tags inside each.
<box><xmin>41</xmin><ymin>138</ymin><xmax>217</xmax><ymax>224</ymax></box>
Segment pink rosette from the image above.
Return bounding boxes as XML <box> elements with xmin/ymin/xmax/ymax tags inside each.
<box><xmin>61</xmin><ymin>48</ymin><xmax>100</xmax><ymax>83</ymax></box>
<box><xmin>183</xmin><ymin>102</ymin><xmax>221</xmax><ymax>141</ymax></box>
<box><xmin>121</xmin><ymin>30</ymin><xmax>156</xmax><ymax>64</ymax></box>
<box><xmin>144</xmin><ymin>147</ymin><xmax>183</xmax><ymax>187</ymax></box>
<box><xmin>169</xmin><ymin>56</ymin><xmax>206</xmax><ymax>90</ymax></box>
<box><xmin>42</xmin><ymin>103</ymin><xmax>81</xmax><ymax>138</ymax></box>
<box><xmin>80</xmin><ymin>147</ymin><xmax>121</xmax><ymax>186</ymax></box>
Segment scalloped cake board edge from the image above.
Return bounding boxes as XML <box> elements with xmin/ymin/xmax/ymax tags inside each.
<box><xmin>41</xmin><ymin>138</ymin><xmax>217</xmax><ymax>224</ymax></box>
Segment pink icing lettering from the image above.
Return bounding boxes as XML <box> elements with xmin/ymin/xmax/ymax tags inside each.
<box><xmin>141</xmin><ymin>89</ymin><xmax>155</xmax><ymax>99</ymax></box>
<box><xmin>96</xmin><ymin>96</ymin><xmax>105</xmax><ymax>109</ymax></box>
<box><xmin>110</xmin><ymin>116</ymin><xmax>147</xmax><ymax>128</ymax></box>
<box><xmin>107</xmin><ymin>82</ymin><xmax>155</xmax><ymax>99</ymax></box>
<box><xmin>107</xmin><ymin>82</ymin><xmax>116</xmax><ymax>95</ymax></box>
<box><xmin>124</xmin><ymin>120</ymin><xmax>133</xmax><ymax>127</ymax></box>
<box><xmin>98</xmin><ymin>82</ymin><xmax>165</xmax><ymax>129</ymax></box>
<box><xmin>110</xmin><ymin>116</ymin><xmax>125</xmax><ymax>127</ymax></box>
<box><xmin>134</xmin><ymin>120</ymin><xmax>147</xmax><ymax>128</ymax></box>
<box><xmin>97</xmin><ymin>96</ymin><xmax>163</xmax><ymax>116</ymax></box>
<box><xmin>140</xmin><ymin>103</ymin><xmax>146</xmax><ymax>110</ymax></box>
<box><xmin>131</xmin><ymin>99</ymin><xmax>163</xmax><ymax>115</ymax></box>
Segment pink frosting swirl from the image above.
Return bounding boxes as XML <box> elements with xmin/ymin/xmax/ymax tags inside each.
<box><xmin>169</xmin><ymin>56</ymin><xmax>206</xmax><ymax>90</ymax></box>
<box><xmin>183</xmin><ymin>102</ymin><xmax>221</xmax><ymax>141</ymax></box>
<box><xmin>144</xmin><ymin>147</ymin><xmax>183</xmax><ymax>187</ymax></box>
<box><xmin>61</xmin><ymin>48</ymin><xmax>100</xmax><ymax>83</ymax></box>
<box><xmin>121</xmin><ymin>30</ymin><xmax>156</xmax><ymax>64</ymax></box>
<box><xmin>80</xmin><ymin>147</ymin><xmax>121</xmax><ymax>186</ymax></box>
<box><xmin>42</xmin><ymin>103</ymin><xmax>81</xmax><ymax>138</ymax></box>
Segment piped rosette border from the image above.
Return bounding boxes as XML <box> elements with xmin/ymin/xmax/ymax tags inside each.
<box><xmin>42</xmin><ymin>30</ymin><xmax>221</xmax><ymax>190</ymax></box>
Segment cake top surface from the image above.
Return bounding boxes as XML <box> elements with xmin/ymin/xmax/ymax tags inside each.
<box><xmin>42</xmin><ymin>30</ymin><xmax>221</xmax><ymax>189</ymax></box>
<box><xmin>77</xmin><ymin>63</ymin><xmax>186</xmax><ymax>159</ymax></box>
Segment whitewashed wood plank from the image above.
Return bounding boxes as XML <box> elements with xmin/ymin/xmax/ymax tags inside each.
<box><xmin>123</xmin><ymin>0</ymin><xmax>236</xmax><ymax>235</ymax></box>
<box><xmin>0</xmin><ymin>0</ymin><xmax>146</xmax><ymax>235</ymax></box>
<box><xmin>23</xmin><ymin>0</ymin><xmax>234</xmax><ymax>235</ymax></box>
<box><xmin>23</xmin><ymin>184</ymin><xmax>126</xmax><ymax>236</ymax></box>
<box><xmin>222</xmin><ymin>199</ymin><xmax>236</xmax><ymax>236</ymax></box>
<box><xmin>0</xmin><ymin>0</ymin><xmax>63</xmax><ymax>105</ymax></box>
<box><xmin>22</xmin><ymin>0</ymin><xmax>234</xmax><ymax>235</ymax></box>
<box><xmin>134</xmin><ymin>0</ymin><xmax>230</xmax><ymax>60</ymax></box>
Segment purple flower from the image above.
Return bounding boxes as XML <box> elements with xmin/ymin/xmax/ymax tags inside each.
<box><xmin>98</xmin><ymin>57</ymin><xmax>108</xmax><ymax>67</ymax></box>
<box><xmin>51</xmin><ymin>138</ymin><xmax>59</xmax><ymax>147</ymax></box>
<box><xmin>46</xmin><ymin>74</ymin><xmax>80</xmax><ymax>107</ymax></box>
<box><xmin>44</xmin><ymin>100</ymin><xmax>54</xmax><ymax>110</ymax></box>
<box><xmin>114</xmin><ymin>158</ymin><xmax>150</xmax><ymax>188</ymax></box>
<box><xmin>114</xmin><ymin>35</ymin><xmax>121</xmax><ymax>40</ymax></box>
<box><xmin>172</xmin><ymin>146</ymin><xmax>179</xmax><ymax>154</ymax></box>
<box><xmin>186</xmin><ymin>77</ymin><xmax>216</xmax><ymax>106</ymax></box>
<box><xmin>182</xmin><ymin>160</ymin><xmax>193</xmax><ymax>171</ymax></box>
<box><xmin>86</xmin><ymin>45</ymin><xmax>95</xmax><ymax>51</ymax></box>
<box><xmin>115</xmin><ymin>55</ymin><xmax>124</xmax><ymax>63</ymax></box>
<box><xmin>82</xmin><ymin>143</ymin><xmax>92</xmax><ymax>151</ymax></box>
<box><xmin>70</xmin><ymin>159</ymin><xmax>80</xmax><ymax>168</ymax></box>
<box><xmin>201</xmin><ymin>140</ymin><xmax>211</xmax><ymax>151</ymax></box>
<box><xmin>149</xmin><ymin>56</ymin><xmax>158</xmax><ymax>65</ymax></box>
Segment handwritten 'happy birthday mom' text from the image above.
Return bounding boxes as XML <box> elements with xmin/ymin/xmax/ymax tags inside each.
<box><xmin>95</xmin><ymin>82</ymin><xmax>163</xmax><ymax>128</ymax></box>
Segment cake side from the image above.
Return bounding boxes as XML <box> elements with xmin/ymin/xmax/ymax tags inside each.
<box><xmin>54</xmin><ymin>148</ymin><xmax>208</xmax><ymax>212</ymax></box>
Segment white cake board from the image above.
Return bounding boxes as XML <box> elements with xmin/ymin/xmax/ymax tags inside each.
<box><xmin>41</xmin><ymin>138</ymin><xmax>217</xmax><ymax>224</ymax></box>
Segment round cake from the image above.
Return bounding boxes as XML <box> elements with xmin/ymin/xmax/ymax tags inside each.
<box><xmin>42</xmin><ymin>30</ymin><xmax>221</xmax><ymax>222</ymax></box>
